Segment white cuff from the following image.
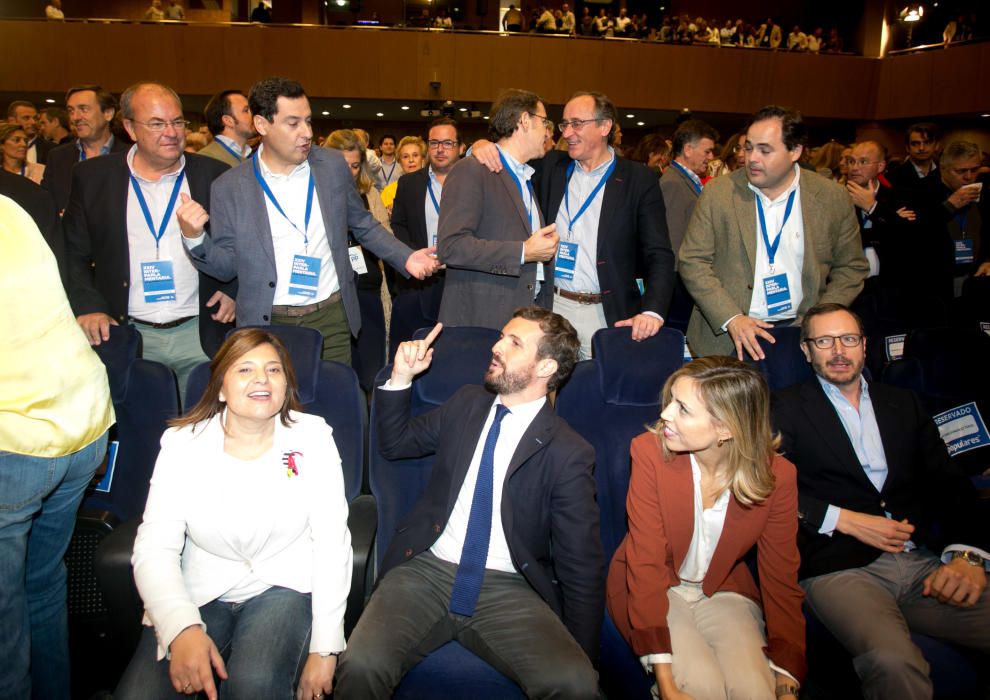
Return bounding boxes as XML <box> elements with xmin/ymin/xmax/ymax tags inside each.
<box><xmin>380</xmin><ymin>378</ymin><xmax>411</xmax><ymax>391</ymax></box>
<box><xmin>819</xmin><ymin>505</ymin><xmax>841</xmax><ymax>536</ymax></box>
<box><xmin>640</xmin><ymin>653</ymin><xmax>672</xmax><ymax>673</ymax></box>
<box><xmin>941</xmin><ymin>544</ymin><xmax>990</xmax><ymax>571</ymax></box>
<box><xmin>642</xmin><ymin>311</ymin><xmax>665</xmax><ymax>323</ymax></box>
<box><xmin>769</xmin><ymin>659</ymin><xmax>798</xmax><ymax>684</ymax></box>
<box><xmin>182</xmin><ymin>231</ymin><xmax>206</xmax><ymax>249</ymax></box>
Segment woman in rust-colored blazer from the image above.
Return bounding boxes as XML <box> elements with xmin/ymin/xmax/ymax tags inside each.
<box><xmin>607</xmin><ymin>357</ymin><xmax>805</xmax><ymax>700</ymax></box>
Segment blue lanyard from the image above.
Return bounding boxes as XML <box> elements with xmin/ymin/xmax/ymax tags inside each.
<box><xmin>216</xmin><ymin>138</ymin><xmax>244</xmax><ymax>162</ymax></box>
<box><xmin>253</xmin><ymin>153</ymin><xmax>315</xmax><ymax>249</ymax></box>
<box><xmin>755</xmin><ymin>189</ymin><xmax>796</xmax><ymax>270</ymax></box>
<box><xmin>954</xmin><ymin>208</ymin><xmax>970</xmax><ymax>232</ymax></box>
<box><xmin>671</xmin><ymin>161</ymin><xmax>702</xmax><ymax>195</ymax></box>
<box><xmin>382</xmin><ymin>160</ymin><xmax>398</xmax><ymax>184</ymax></box>
<box><xmin>427</xmin><ymin>173</ymin><xmax>441</xmax><ymax>215</ymax></box>
<box><xmin>129</xmin><ymin>170</ymin><xmax>186</xmax><ymax>257</ymax></box>
<box><xmin>497</xmin><ymin>149</ymin><xmax>535</xmax><ymax>228</ymax></box>
<box><xmin>564</xmin><ymin>157</ymin><xmax>616</xmax><ymax>235</ymax></box>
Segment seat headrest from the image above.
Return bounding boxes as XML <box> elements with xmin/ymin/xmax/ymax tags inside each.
<box><xmin>413</xmin><ymin>326</ymin><xmax>501</xmax><ymax>406</ymax></box>
<box><xmin>229</xmin><ymin>325</ymin><xmax>322</xmax><ymax>404</ymax></box>
<box><xmin>592</xmin><ymin>328</ymin><xmax>685</xmax><ymax>406</ymax></box>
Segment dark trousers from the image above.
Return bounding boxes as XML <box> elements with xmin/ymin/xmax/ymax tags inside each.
<box><xmin>335</xmin><ymin>552</ymin><xmax>598</xmax><ymax>699</ymax></box>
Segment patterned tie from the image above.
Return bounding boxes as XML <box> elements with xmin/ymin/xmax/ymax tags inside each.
<box><xmin>449</xmin><ymin>403</ymin><xmax>511</xmax><ymax>616</ymax></box>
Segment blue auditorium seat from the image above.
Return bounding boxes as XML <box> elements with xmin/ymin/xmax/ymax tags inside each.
<box><xmin>744</xmin><ymin>325</ymin><xmax>814</xmax><ymax>392</ymax></box>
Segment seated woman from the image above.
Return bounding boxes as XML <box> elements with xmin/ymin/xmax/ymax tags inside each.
<box><xmin>607</xmin><ymin>356</ymin><xmax>805</xmax><ymax>700</ymax></box>
<box><xmin>116</xmin><ymin>328</ymin><xmax>353</xmax><ymax>700</ymax></box>
<box><xmin>0</xmin><ymin>124</ymin><xmax>45</xmax><ymax>185</ymax></box>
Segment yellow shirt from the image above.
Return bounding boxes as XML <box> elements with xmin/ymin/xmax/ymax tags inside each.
<box><xmin>0</xmin><ymin>195</ymin><xmax>114</xmax><ymax>457</ymax></box>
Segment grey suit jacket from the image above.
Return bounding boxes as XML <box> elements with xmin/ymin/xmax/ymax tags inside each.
<box><xmin>187</xmin><ymin>148</ymin><xmax>414</xmax><ymax>333</ymax></box>
<box><xmin>659</xmin><ymin>163</ymin><xmax>700</xmax><ymax>263</ymax></box>
<box><xmin>679</xmin><ymin>167</ymin><xmax>868</xmax><ymax>357</ymax></box>
<box><xmin>436</xmin><ymin>157</ymin><xmax>552</xmax><ymax>330</ymax></box>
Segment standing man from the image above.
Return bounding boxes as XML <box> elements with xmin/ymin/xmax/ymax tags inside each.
<box><xmin>390</xmin><ymin>118</ymin><xmax>460</xmax><ymax>345</ymax></box>
<box><xmin>661</xmin><ymin>119</ymin><xmax>718</xmax><ymax>256</ymax></box>
<box><xmin>64</xmin><ymin>82</ymin><xmax>235</xmax><ymax>403</ymax></box>
<box><xmin>336</xmin><ymin>308</ymin><xmax>602</xmax><ymax>698</ymax></box>
<box><xmin>377</xmin><ymin>133</ymin><xmax>402</xmax><ymax>189</ymax></box>
<box><xmin>42</xmin><ymin>85</ymin><xmax>127</xmax><ymax>214</ymax></box>
<box><xmin>560</xmin><ymin>3</ymin><xmax>576</xmax><ymax>34</ymax></box>
<box><xmin>886</xmin><ymin>122</ymin><xmax>941</xmax><ymax>193</ymax></box>
<box><xmin>198</xmin><ymin>89</ymin><xmax>254</xmax><ymax>167</ymax></box>
<box><xmin>679</xmin><ymin>105</ymin><xmax>868</xmax><ymax>360</ymax></box>
<box><xmin>436</xmin><ymin>89</ymin><xmax>558</xmax><ymax>331</ymax></box>
<box><xmin>1</xmin><ymin>195</ymin><xmax>114</xmax><ymax>700</ymax></box>
<box><xmin>772</xmin><ymin>303</ymin><xmax>989</xmax><ymax>700</ymax></box>
<box><xmin>475</xmin><ymin>91</ymin><xmax>674</xmax><ymax>358</ymax></box>
<box><xmin>38</xmin><ymin>107</ymin><xmax>72</xmax><ymax>145</ymax></box>
<box><xmin>180</xmin><ymin>77</ymin><xmax>439</xmax><ymax>363</ymax></box>
<box><xmin>7</xmin><ymin>100</ymin><xmax>53</xmax><ymax>165</ymax></box>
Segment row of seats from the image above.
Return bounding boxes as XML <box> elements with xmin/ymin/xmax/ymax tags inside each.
<box><xmin>71</xmin><ymin>320</ymin><xmax>988</xmax><ymax>698</ymax></box>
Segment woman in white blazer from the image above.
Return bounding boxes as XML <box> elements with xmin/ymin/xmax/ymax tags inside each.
<box><xmin>115</xmin><ymin>328</ymin><xmax>352</xmax><ymax>700</ymax></box>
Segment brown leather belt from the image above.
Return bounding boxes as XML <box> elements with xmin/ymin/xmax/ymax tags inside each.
<box><xmin>272</xmin><ymin>291</ymin><xmax>342</xmax><ymax>318</ymax></box>
<box><xmin>554</xmin><ymin>286</ymin><xmax>602</xmax><ymax>305</ymax></box>
<box><xmin>130</xmin><ymin>315</ymin><xmax>196</xmax><ymax>330</ymax></box>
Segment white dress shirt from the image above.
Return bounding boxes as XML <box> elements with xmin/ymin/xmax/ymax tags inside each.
<box><xmin>747</xmin><ymin>164</ymin><xmax>805</xmax><ymax>321</ymax></box>
<box><xmin>554</xmin><ymin>148</ymin><xmax>615</xmax><ymax>294</ymax></box>
<box><xmin>253</xmin><ymin>147</ymin><xmax>340</xmax><ymax>306</ymax></box>
<box><xmin>424</xmin><ymin>166</ymin><xmax>443</xmax><ymax>248</ymax></box>
<box><xmin>125</xmin><ymin>145</ymin><xmax>200</xmax><ymax>323</ymax></box>
<box><xmin>214</xmin><ymin>134</ymin><xmax>251</xmax><ymax>161</ymax></box>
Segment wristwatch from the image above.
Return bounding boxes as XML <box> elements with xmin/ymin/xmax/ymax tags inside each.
<box><xmin>951</xmin><ymin>550</ymin><xmax>985</xmax><ymax>567</ymax></box>
<box><xmin>775</xmin><ymin>684</ymin><xmax>799</xmax><ymax>698</ymax></box>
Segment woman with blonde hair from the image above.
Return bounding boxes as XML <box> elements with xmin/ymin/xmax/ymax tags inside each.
<box><xmin>0</xmin><ymin>124</ymin><xmax>45</xmax><ymax>184</ymax></box>
<box><xmin>380</xmin><ymin>136</ymin><xmax>426</xmax><ymax>210</ymax></box>
<box><xmin>608</xmin><ymin>356</ymin><xmax>805</xmax><ymax>700</ymax></box>
<box><xmin>812</xmin><ymin>140</ymin><xmax>848</xmax><ymax>181</ymax></box>
<box><xmin>323</xmin><ymin>129</ymin><xmax>392</xmax><ymax>391</ymax></box>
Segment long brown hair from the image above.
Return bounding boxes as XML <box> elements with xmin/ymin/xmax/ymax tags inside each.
<box><xmin>650</xmin><ymin>356</ymin><xmax>779</xmax><ymax>505</ymax></box>
<box><xmin>170</xmin><ymin>328</ymin><xmax>303</xmax><ymax>431</ymax></box>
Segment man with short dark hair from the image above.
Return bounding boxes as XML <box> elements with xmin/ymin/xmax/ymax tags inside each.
<box><xmin>198</xmin><ymin>90</ymin><xmax>254</xmax><ymax>167</ymax></box>
<box><xmin>437</xmin><ymin>90</ymin><xmax>558</xmax><ymax>331</ymax></box>
<box><xmin>390</xmin><ymin>117</ymin><xmax>460</xmax><ymax>345</ymax></box>
<box><xmin>336</xmin><ymin>307</ymin><xmax>602</xmax><ymax>698</ymax></box>
<box><xmin>887</xmin><ymin>122</ymin><xmax>941</xmax><ymax>192</ymax></box>
<box><xmin>63</xmin><ymin>81</ymin><xmax>234</xmax><ymax>403</ymax></box>
<box><xmin>42</xmin><ymin>85</ymin><xmax>127</xmax><ymax>213</ymax></box>
<box><xmin>377</xmin><ymin>133</ymin><xmax>401</xmax><ymax>188</ymax></box>
<box><xmin>7</xmin><ymin>100</ymin><xmax>53</xmax><ymax>165</ymax></box>
<box><xmin>661</xmin><ymin>119</ymin><xmax>719</xmax><ymax>256</ymax></box>
<box><xmin>772</xmin><ymin>302</ymin><xmax>990</xmax><ymax>700</ymax></box>
<box><xmin>180</xmin><ymin>77</ymin><xmax>439</xmax><ymax>363</ymax></box>
<box><xmin>38</xmin><ymin>107</ymin><xmax>72</xmax><ymax>145</ymax></box>
<box><xmin>679</xmin><ymin>105</ymin><xmax>868</xmax><ymax>360</ymax></box>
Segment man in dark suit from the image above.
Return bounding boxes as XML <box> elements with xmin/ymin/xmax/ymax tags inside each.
<box><xmin>180</xmin><ymin>77</ymin><xmax>439</xmax><ymax>363</ymax></box>
<box><xmin>389</xmin><ymin>117</ymin><xmax>460</xmax><ymax>346</ymax></box>
<box><xmin>772</xmin><ymin>303</ymin><xmax>990</xmax><ymax>700</ymax></box>
<box><xmin>436</xmin><ymin>89</ymin><xmax>559</xmax><ymax>332</ymax></box>
<box><xmin>63</xmin><ymin>82</ymin><xmax>234</xmax><ymax>405</ymax></box>
<box><xmin>7</xmin><ymin>100</ymin><xmax>53</xmax><ymax>165</ymax></box>
<box><xmin>336</xmin><ymin>307</ymin><xmax>602</xmax><ymax>699</ymax></box>
<box><xmin>473</xmin><ymin>91</ymin><xmax>674</xmax><ymax>357</ymax></box>
<box><xmin>886</xmin><ymin>122</ymin><xmax>941</xmax><ymax>195</ymax></box>
<box><xmin>42</xmin><ymin>85</ymin><xmax>127</xmax><ymax>214</ymax></box>
<box><xmin>660</xmin><ymin>119</ymin><xmax>717</xmax><ymax>257</ymax></box>
<box><xmin>0</xmin><ymin>170</ymin><xmax>63</xmax><ymax>278</ymax></box>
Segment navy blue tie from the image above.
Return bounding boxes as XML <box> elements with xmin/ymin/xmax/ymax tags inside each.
<box><xmin>449</xmin><ymin>403</ymin><xmax>511</xmax><ymax>616</ymax></box>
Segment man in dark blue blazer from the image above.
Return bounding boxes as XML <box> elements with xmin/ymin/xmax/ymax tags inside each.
<box><xmin>337</xmin><ymin>307</ymin><xmax>602</xmax><ymax>699</ymax></box>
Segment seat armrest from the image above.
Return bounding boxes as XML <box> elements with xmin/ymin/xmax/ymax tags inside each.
<box><xmin>94</xmin><ymin>518</ymin><xmax>144</xmax><ymax>659</ymax></box>
<box><xmin>346</xmin><ymin>494</ymin><xmax>378</xmax><ymax>636</ymax></box>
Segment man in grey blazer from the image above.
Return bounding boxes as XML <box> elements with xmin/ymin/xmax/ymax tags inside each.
<box><xmin>178</xmin><ymin>77</ymin><xmax>439</xmax><ymax>362</ymax></box>
<box><xmin>679</xmin><ymin>105</ymin><xmax>869</xmax><ymax>359</ymax></box>
<box><xmin>436</xmin><ymin>89</ymin><xmax>559</xmax><ymax>330</ymax></box>
<box><xmin>660</xmin><ymin>119</ymin><xmax>718</xmax><ymax>258</ymax></box>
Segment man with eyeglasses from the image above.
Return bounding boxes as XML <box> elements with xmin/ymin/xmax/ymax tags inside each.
<box><xmin>389</xmin><ymin>117</ymin><xmax>460</xmax><ymax>346</ymax></box>
<box><xmin>64</xmin><ymin>82</ymin><xmax>235</xmax><ymax>405</ymax></box>
<box><xmin>772</xmin><ymin>302</ymin><xmax>990</xmax><ymax>700</ymax></box>
<box><xmin>472</xmin><ymin>90</ymin><xmax>674</xmax><ymax>358</ymax></box>
<box><xmin>435</xmin><ymin>89</ymin><xmax>559</xmax><ymax>330</ymax></box>
<box><xmin>679</xmin><ymin>105</ymin><xmax>868</xmax><ymax>361</ymax></box>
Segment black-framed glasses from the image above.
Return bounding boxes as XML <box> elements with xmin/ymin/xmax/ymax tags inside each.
<box><xmin>804</xmin><ymin>334</ymin><xmax>864</xmax><ymax>350</ymax></box>
<box><xmin>130</xmin><ymin>118</ymin><xmax>190</xmax><ymax>132</ymax></box>
<box><xmin>526</xmin><ymin>112</ymin><xmax>554</xmax><ymax>132</ymax></box>
<box><xmin>557</xmin><ymin>117</ymin><xmax>602</xmax><ymax>133</ymax></box>
<box><xmin>427</xmin><ymin>139</ymin><xmax>458</xmax><ymax>150</ymax></box>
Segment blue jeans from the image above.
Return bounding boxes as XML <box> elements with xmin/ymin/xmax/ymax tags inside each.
<box><xmin>0</xmin><ymin>433</ymin><xmax>108</xmax><ymax>700</ymax></box>
<box><xmin>115</xmin><ymin>586</ymin><xmax>312</xmax><ymax>700</ymax></box>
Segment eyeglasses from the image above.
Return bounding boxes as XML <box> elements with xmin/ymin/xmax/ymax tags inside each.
<box><xmin>847</xmin><ymin>158</ymin><xmax>882</xmax><ymax>167</ymax></box>
<box><xmin>526</xmin><ymin>112</ymin><xmax>554</xmax><ymax>132</ymax></box>
<box><xmin>130</xmin><ymin>118</ymin><xmax>191</xmax><ymax>132</ymax></box>
<box><xmin>557</xmin><ymin>118</ymin><xmax>603</xmax><ymax>133</ymax></box>
<box><xmin>427</xmin><ymin>139</ymin><xmax>458</xmax><ymax>150</ymax></box>
<box><xmin>803</xmin><ymin>334</ymin><xmax>864</xmax><ymax>350</ymax></box>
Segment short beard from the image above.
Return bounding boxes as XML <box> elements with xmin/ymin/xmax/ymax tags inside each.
<box><xmin>484</xmin><ymin>359</ymin><xmax>533</xmax><ymax>396</ymax></box>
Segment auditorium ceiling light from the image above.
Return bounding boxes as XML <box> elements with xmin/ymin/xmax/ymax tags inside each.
<box><xmin>321</xmin><ymin>110</ymin><xmax>330</xmax><ymax>115</ymax></box>
<box><xmin>626</xmin><ymin>113</ymin><xmax>635</xmax><ymax>118</ymax></box>
<box><xmin>343</xmin><ymin>104</ymin><xmax>352</xmax><ymax>109</ymax></box>
<box><xmin>637</xmin><ymin>121</ymin><xmax>645</xmax><ymax>126</ymax></box>
<box><xmin>376</xmin><ymin>112</ymin><xmax>384</xmax><ymax>117</ymax></box>
<box><xmin>982</xmin><ymin>113</ymin><xmax>990</xmax><ymax>118</ymax></box>
<box><xmin>45</xmin><ymin>98</ymin><xmax>56</xmax><ymax>104</ymax></box>
<box><xmin>459</xmin><ymin>107</ymin><xmax>467</xmax><ymax>112</ymax></box>
<box><xmin>401</xmin><ymin>105</ymin><xmax>410</xmax><ymax>110</ymax></box>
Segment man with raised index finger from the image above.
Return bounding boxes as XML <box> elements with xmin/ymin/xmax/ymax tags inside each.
<box><xmin>336</xmin><ymin>306</ymin><xmax>603</xmax><ymax>699</ymax></box>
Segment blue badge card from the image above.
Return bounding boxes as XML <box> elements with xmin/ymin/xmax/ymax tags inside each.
<box><xmin>288</xmin><ymin>255</ymin><xmax>321</xmax><ymax>297</ymax></box>
<box><xmin>94</xmin><ymin>440</ymin><xmax>119</xmax><ymax>493</ymax></box>
<box><xmin>955</xmin><ymin>239</ymin><xmax>974</xmax><ymax>264</ymax></box>
<box><xmin>141</xmin><ymin>260</ymin><xmax>176</xmax><ymax>303</ymax></box>
<box><xmin>934</xmin><ymin>402</ymin><xmax>990</xmax><ymax>456</ymax></box>
<box><xmin>554</xmin><ymin>241</ymin><xmax>579</xmax><ymax>281</ymax></box>
<box><xmin>763</xmin><ymin>273</ymin><xmax>792</xmax><ymax>316</ymax></box>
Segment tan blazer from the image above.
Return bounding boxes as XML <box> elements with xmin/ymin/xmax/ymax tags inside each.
<box><xmin>198</xmin><ymin>139</ymin><xmax>243</xmax><ymax>169</ymax></box>
<box><xmin>679</xmin><ymin>167</ymin><xmax>868</xmax><ymax>357</ymax></box>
